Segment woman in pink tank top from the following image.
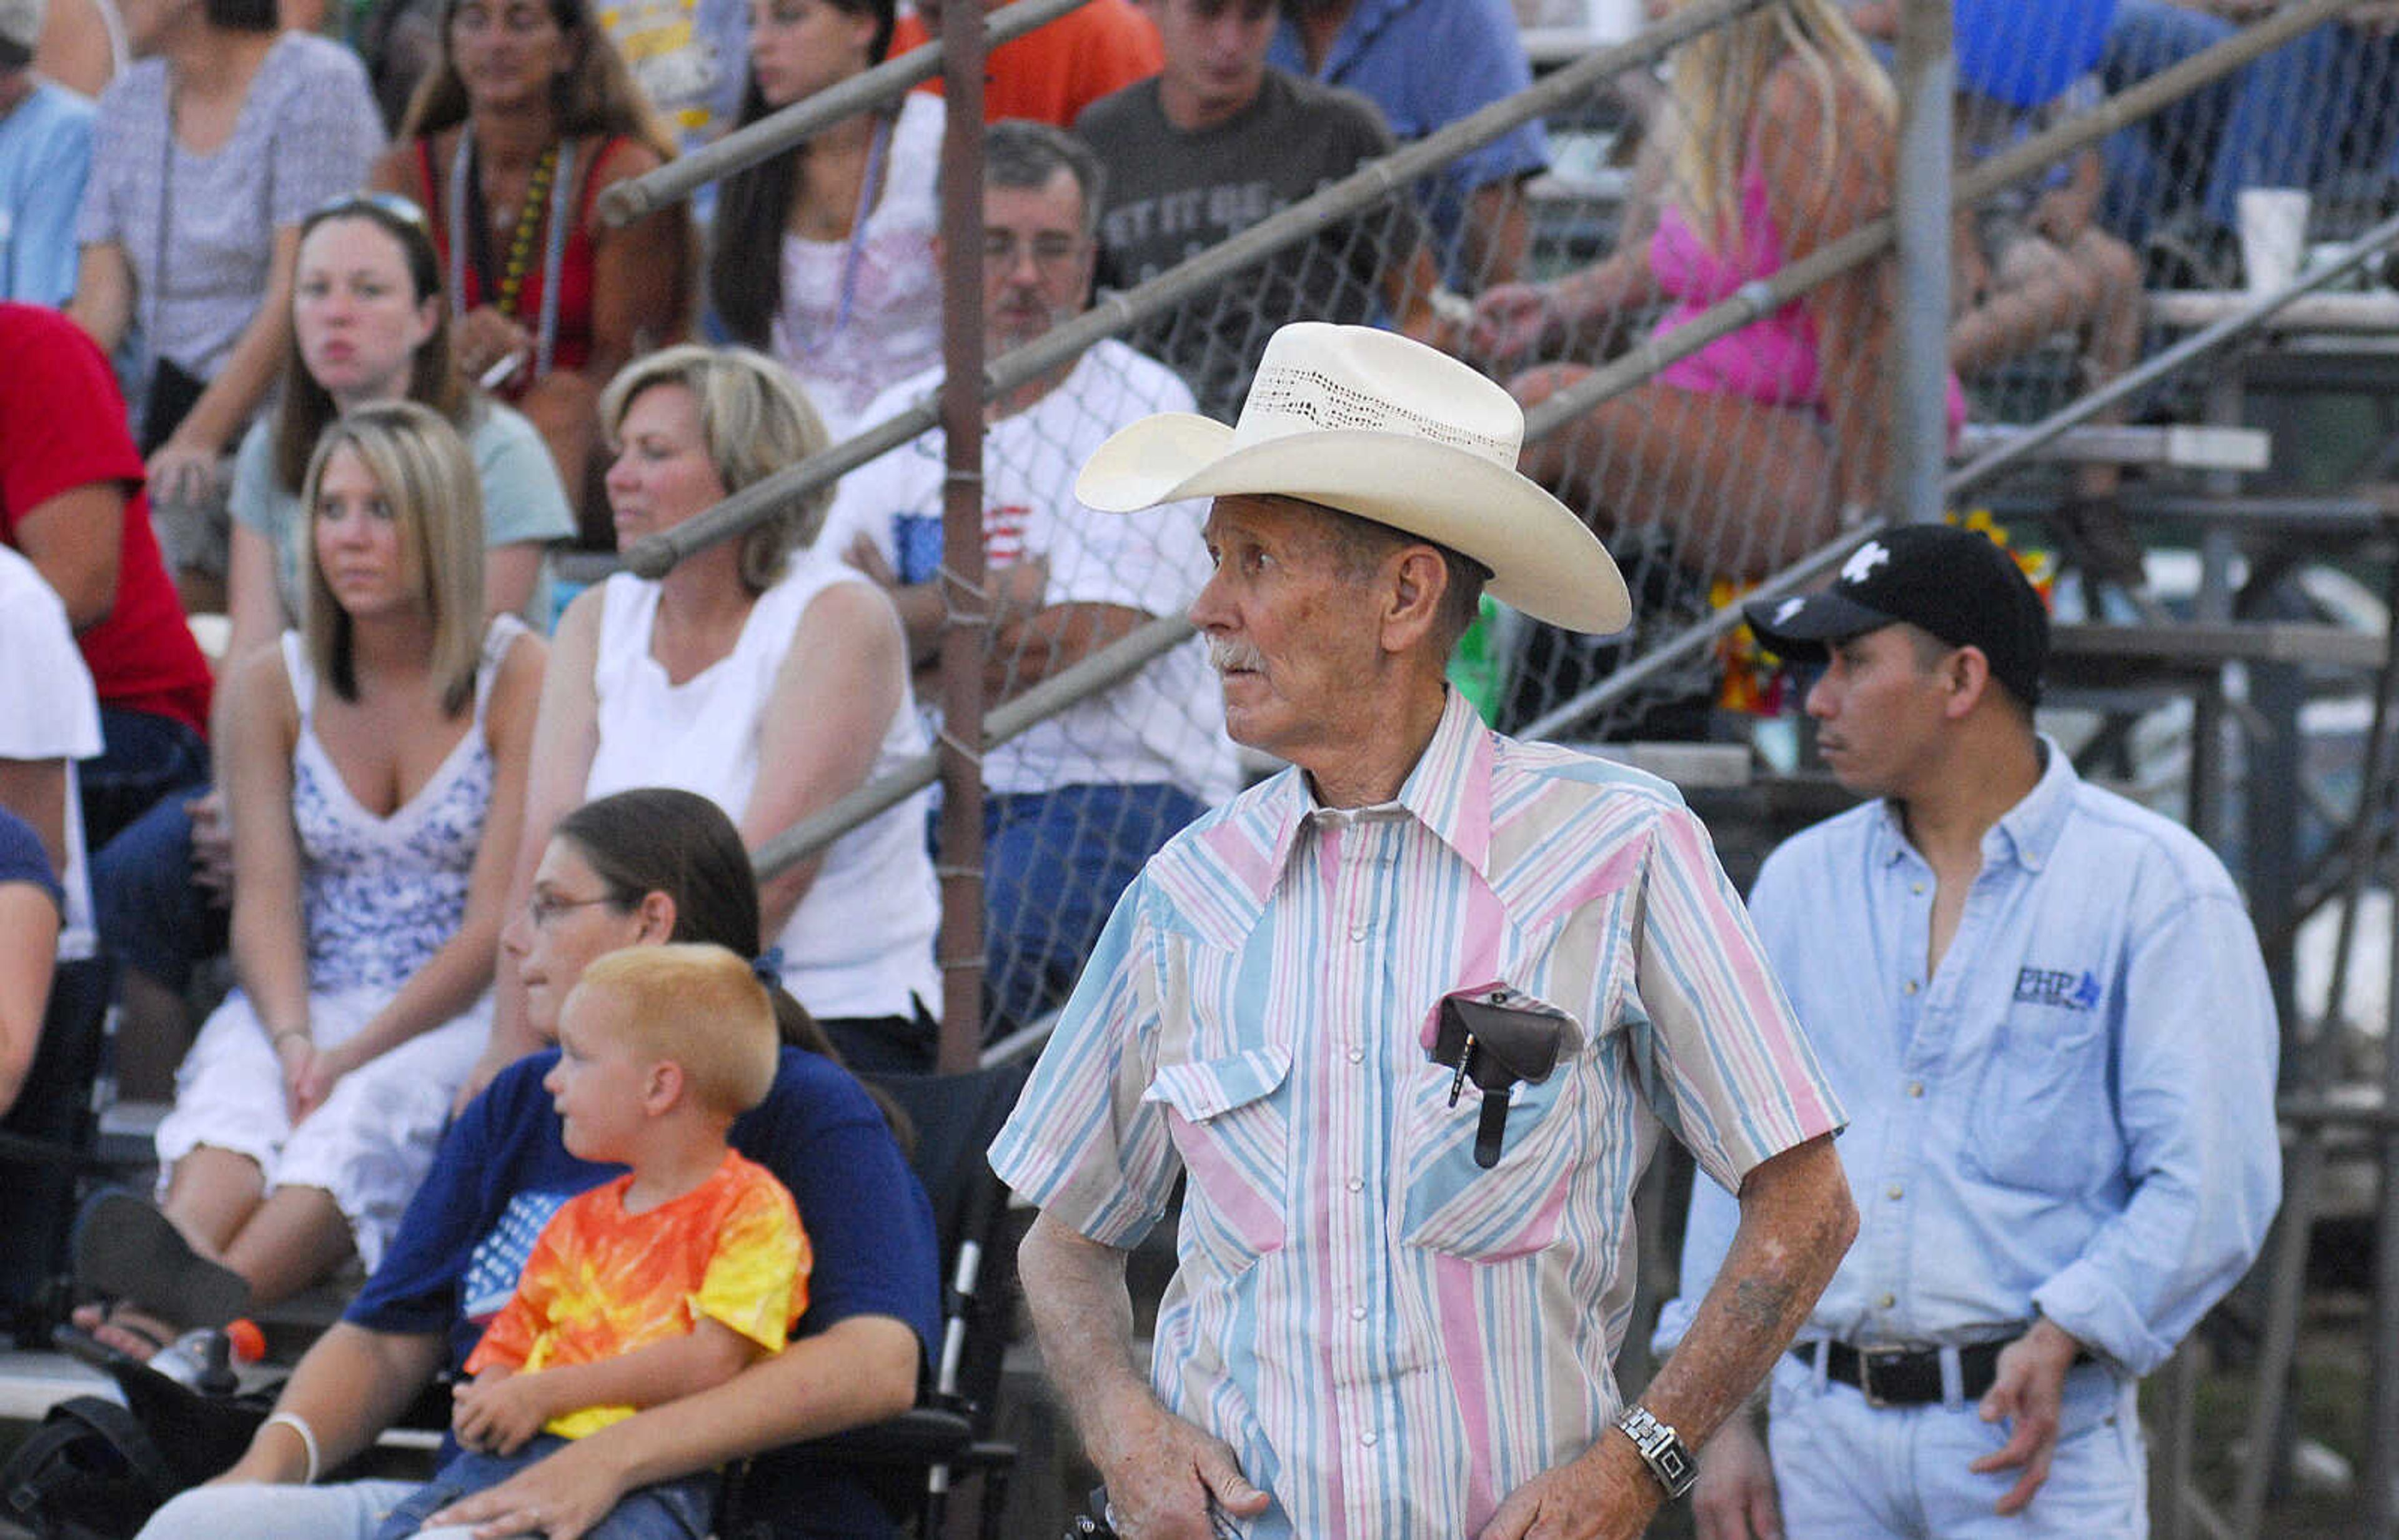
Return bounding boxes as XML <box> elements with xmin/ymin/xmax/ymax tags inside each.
<box><xmin>1471</xmin><ymin>0</ymin><xmax>1961</xmax><ymax>582</ymax></box>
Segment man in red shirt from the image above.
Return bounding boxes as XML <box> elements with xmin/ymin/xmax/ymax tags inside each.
<box><xmin>0</xmin><ymin>302</ymin><xmax>212</xmax><ymax>848</ymax></box>
<box><xmin>888</xmin><ymin>0</ymin><xmax>1160</xmax><ymax>126</ymax></box>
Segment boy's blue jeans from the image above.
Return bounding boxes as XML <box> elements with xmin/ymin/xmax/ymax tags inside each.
<box><xmin>370</xmin><ymin>1434</ymin><xmax>718</xmax><ymax>1540</ymax></box>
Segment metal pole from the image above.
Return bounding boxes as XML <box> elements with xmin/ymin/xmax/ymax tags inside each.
<box><xmin>598</xmin><ymin>0</ymin><xmax>1088</xmax><ymax>223</ymax></box>
<box><xmin>931</xmin><ymin>0</ymin><xmax>988</xmax><ymax>1074</ymax></box>
<box><xmin>1892</xmin><ymin>0</ymin><xmax>1952</xmax><ymax>525</ymax></box>
<box><xmin>2370</xmin><ymin>573</ymin><xmax>2399</xmax><ymax>1536</ymax></box>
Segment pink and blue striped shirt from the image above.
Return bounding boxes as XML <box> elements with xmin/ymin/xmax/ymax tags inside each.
<box><xmin>991</xmin><ymin>690</ymin><xmax>1844</xmax><ymax>1536</ymax></box>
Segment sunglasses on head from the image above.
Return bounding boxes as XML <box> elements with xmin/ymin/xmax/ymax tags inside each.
<box><xmin>306</xmin><ymin>191</ymin><xmax>432</xmax><ymax>232</ymax></box>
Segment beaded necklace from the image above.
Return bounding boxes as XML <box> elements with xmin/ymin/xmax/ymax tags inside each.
<box><xmin>492</xmin><ymin>142</ymin><xmax>559</xmax><ymax>321</ymax></box>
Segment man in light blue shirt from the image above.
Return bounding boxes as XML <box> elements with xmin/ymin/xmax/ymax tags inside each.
<box><xmin>1269</xmin><ymin>0</ymin><xmax>1546</xmax><ymax>287</ymax></box>
<box><xmin>0</xmin><ymin>0</ymin><xmax>93</xmax><ymax>307</ymax></box>
<box><xmin>1656</xmin><ymin>523</ymin><xmax>2280</xmax><ymax>1539</ymax></box>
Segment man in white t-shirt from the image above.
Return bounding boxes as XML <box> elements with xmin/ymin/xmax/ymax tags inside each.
<box><xmin>820</xmin><ymin>119</ymin><xmax>1238</xmax><ymax>1037</ymax></box>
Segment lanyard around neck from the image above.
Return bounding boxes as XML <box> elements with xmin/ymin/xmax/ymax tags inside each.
<box><xmin>447</xmin><ymin>124</ymin><xmax>577</xmax><ymax>382</ymax></box>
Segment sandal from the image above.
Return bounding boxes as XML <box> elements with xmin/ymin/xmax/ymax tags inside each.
<box><xmin>65</xmin><ymin>1299</ymin><xmax>174</xmax><ymax>1360</ymax></box>
<box><xmin>70</xmin><ymin>1190</ymin><xmax>252</xmax><ymax>1337</ymax></box>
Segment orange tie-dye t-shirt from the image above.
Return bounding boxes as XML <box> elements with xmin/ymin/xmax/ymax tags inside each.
<box><xmin>465</xmin><ymin>1149</ymin><xmax>810</xmax><ymax>1439</ymax></box>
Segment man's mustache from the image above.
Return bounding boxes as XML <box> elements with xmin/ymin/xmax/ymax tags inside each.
<box><xmin>1208</xmin><ymin>637</ymin><xmax>1267</xmax><ymax>675</ymax></box>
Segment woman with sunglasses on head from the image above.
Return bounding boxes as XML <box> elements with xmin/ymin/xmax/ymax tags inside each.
<box><xmin>66</xmin><ymin>0</ymin><xmax>384</xmax><ymax>597</ymax></box>
<box><xmin>90</xmin><ymin>192</ymin><xmax>577</xmax><ymax>1109</ymax></box>
<box><xmin>368</xmin><ymin>0</ymin><xmax>692</xmax><ymax>540</ymax></box>
<box><xmin>707</xmin><ymin>0</ymin><xmax>940</xmax><ymax>438</ymax></box>
<box><xmin>76</xmin><ymin>402</ymin><xmax>547</xmax><ymax>1361</ymax></box>
<box><xmin>132</xmin><ymin>788</ymin><xmax>936</xmax><ymax>1540</ymax></box>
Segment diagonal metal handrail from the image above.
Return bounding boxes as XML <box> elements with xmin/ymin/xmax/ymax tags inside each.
<box><xmin>755</xmin><ymin>613</ymin><xmax>1194</xmax><ymax>878</ymax></box>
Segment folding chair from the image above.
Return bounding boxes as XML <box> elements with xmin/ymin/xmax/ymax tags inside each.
<box><xmin>719</xmin><ymin>1061</ymin><xmax>1030</xmax><ymax>1540</ymax></box>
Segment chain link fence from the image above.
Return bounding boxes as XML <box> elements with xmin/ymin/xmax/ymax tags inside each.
<box><xmin>615</xmin><ymin>0</ymin><xmax>2399</xmax><ymax>1050</ymax></box>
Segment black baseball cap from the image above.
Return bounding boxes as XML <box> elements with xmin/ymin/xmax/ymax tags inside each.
<box><xmin>1740</xmin><ymin>524</ymin><xmax>2050</xmax><ymax>706</ymax></box>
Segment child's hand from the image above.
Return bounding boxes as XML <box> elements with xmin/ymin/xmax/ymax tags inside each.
<box><xmin>451</xmin><ymin>1367</ymin><xmax>550</xmax><ymax>1456</ymax></box>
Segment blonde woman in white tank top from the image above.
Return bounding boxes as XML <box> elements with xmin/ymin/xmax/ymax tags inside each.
<box><xmin>487</xmin><ymin>345</ymin><xmax>940</xmax><ymax>1088</ymax></box>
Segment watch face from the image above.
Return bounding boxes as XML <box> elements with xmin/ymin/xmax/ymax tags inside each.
<box><xmin>1619</xmin><ymin>1406</ymin><xmax>1697</xmax><ymax>1498</ymax></box>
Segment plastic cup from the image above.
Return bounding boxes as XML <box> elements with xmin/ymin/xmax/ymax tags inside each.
<box><xmin>2237</xmin><ymin>187</ymin><xmax>2310</xmax><ymax>297</ymax></box>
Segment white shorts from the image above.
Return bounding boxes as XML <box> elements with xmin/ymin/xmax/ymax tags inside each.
<box><xmin>153</xmin><ymin>983</ymin><xmax>491</xmax><ymax>1272</ymax></box>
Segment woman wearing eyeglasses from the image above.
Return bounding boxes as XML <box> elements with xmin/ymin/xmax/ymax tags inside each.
<box><xmin>89</xmin><ymin>192</ymin><xmax>577</xmax><ymax>1114</ymax></box>
<box><xmin>76</xmin><ymin>401</ymin><xmax>547</xmax><ymax>1361</ymax></box>
<box><xmin>132</xmin><ymin>789</ymin><xmax>935</xmax><ymax>1540</ymax></box>
<box><xmin>368</xmin><ymin>0</ymin><xmax>692</xmax><ymax>540</ymax></box>
<box><xmin>707</xmin><ymin>0</ymin><xmax>941</xmax><ymax>439</ymax></box>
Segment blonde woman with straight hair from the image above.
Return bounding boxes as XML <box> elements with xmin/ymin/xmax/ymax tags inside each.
<box><xmin>75</xmin><ymin>400</ymin><xmax>549</xmax><ymax>1361</ymax></box>
<box><xmin>481</xmin><ymin>344</ymin><xmax>941</xmax><ymax>1090</ymax></box>
<box><xmin>1471</xmin><ymin>0</ymin><xmax>1962</xmax><ymax>583</ymax></box>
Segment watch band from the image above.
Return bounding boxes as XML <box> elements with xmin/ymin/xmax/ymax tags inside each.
<box><xmin>1615</xmin><ymin>1403</ymin><xmax>1697</xmax><ymax>1499</ymax></box>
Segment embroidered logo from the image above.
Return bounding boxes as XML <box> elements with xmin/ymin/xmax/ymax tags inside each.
<box><xmin>1772</xmin><ymin>596</ymin><xmax>1806</xmax><ymax>625</ymax></box>
<box><xmin>2013</xmin><ymin>966</ymin><xmax>2102</xmax><ymax>1011</ymax></box>
<box><xmin>1842</xmin><ymin>540</ymin><xmax>1891</xmax><ymax>585</ymax></box>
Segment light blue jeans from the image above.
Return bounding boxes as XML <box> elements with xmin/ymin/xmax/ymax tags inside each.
<box><xmin>134</xmin><ymin>1478</ymin><xmax>420</xmax><ymax>1540</ymax></box>
<box><xmin>1764</xmin><ymin>1347</ymin><xmax>2147</xmax><ymax>1538</ymax></box>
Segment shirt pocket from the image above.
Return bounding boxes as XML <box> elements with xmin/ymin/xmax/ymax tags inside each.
<box><xmin>1392</xmin><ymin>1042</ymin><xmax>1584</xmax><ymax>1263</ymax></box>
<box><xmin>1967</xmin><ymin>1012</ymin><xmax>2113</xmax><ymax>1194</ymax></box>
<box><xmin>1144</xmin><ymin>1045</ymin><xmax>1293</xmax><ymax>1261</ymax></box>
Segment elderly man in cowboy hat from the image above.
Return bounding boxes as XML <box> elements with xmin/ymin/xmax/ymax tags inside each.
<box><xmin>990</xmin><ymin>322</ymin><xmax>1857</xmax><ymax>1540</ymax></box>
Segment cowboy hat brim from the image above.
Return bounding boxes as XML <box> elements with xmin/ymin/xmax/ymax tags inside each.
<box><xmin>1076</xmin><ymin>414</ymin><xmax>1631</xmax><ymax>636</ymax></box>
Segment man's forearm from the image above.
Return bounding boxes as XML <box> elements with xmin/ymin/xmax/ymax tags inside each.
<box><xmin>1634</xmin><ymin>1136</ymin><xmax>1854</xmax><ymax>1451</ymax></box>
<box><xmin>1018</xmin><ymin>1212</ymin><xmax>1163</xmax><ymax>1471</ymax></box>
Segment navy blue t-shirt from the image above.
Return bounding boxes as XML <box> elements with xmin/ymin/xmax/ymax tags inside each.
<box><xmin>349</xmin><ymin>1045</ymin><xmax>941</xmax><ymax>1538</ymax></box>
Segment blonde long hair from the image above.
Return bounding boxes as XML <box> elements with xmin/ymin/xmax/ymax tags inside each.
<box><xmin>301</xmin><ymin>401</ymin><xmax>489</xmax><ymax>717</ymax></box>
<box><xmin>1666</xmin><ymin>0</ymin><xmax>1895</xmax><ymax>248</ymax></box>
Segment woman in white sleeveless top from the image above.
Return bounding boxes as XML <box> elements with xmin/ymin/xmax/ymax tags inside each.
<box><xmin>500</xmin><ymin>344</ymin><xmax>939</xmax><ymax>1078</ymax></box>
<box><xmin>79</xmin><ymin>402</ymin><xmax>546</xmax><ymax>1358</ymax></box>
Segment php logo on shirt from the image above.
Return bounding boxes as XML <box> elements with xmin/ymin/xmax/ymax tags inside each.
<box><xmin>2013</xmin><ymin>966</ymin><xmax>2101</xmax><ymax>1011</ymax></box>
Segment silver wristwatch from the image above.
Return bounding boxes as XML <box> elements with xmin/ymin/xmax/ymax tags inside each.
<box><xmin>1615</xmin><ymin>1403</ymin><xmax>1697</xmax><ymax>1499</ymax></box>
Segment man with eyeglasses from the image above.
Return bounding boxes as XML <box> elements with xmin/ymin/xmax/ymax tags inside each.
<box><xmin>817</xmin><ymin>117</ymin><xmax>1238</xmax><ymax>1040</ymax></box>
<box><xmin>1075</xmin><ymin>0</ymin><xmax>1458</xmax><ymax>423</ymax></box>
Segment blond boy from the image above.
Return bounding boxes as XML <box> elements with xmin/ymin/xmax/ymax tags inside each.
<box><xmin>375</xmin><ymin>944</ymin><xmax>809</xmax><ymax>1540</ymax></box>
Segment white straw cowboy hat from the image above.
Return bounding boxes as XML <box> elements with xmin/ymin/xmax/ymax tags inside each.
<box><xmin>1076</xmin><ymin>322</ymin><xmax>1631</xmax><ymax>635</ymax></box>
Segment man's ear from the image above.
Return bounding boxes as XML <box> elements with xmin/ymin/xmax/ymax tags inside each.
<box><xmin>1378</xmin><ymin>544</ymin><xmax>1449</xmax><ymax>656</ymax></box>
<box><xmin>1944</xmin><ymin>645</ymin><xmax>1995</xmax><ymax>720</ymax></box>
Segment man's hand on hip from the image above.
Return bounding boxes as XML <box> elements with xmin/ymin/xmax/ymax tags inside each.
<box><xmin>1477</xmin><ymin>1428</ymin><xmax>1662</xmax><ymax>1540</ymax></box>
<box><xmin>1691</xmin><ymin>1415</ymin><xmax>1782</xmax><ymax>1540</ymax></box>
<box><xmin>1968</xmin><ymin>1316</ymin><xmax>2084</xmax><ymax>1515</ymax></box>
<box><xmin>1092</xmin><ymin>1395</ymin><xmax>1271</xmax><ymax>1540</ymax></box>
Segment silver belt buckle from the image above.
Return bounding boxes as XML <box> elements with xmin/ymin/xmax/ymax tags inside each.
<box><xmin>1857</xmin><ymin>1345</ymin><xmax>1907</xmax><ymax>1409</ymax></box>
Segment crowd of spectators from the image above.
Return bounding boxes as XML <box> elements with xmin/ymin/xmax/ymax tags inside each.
<box><xmin>0</xmin><ymin>0</ymin><xmax>2376</xmax><ymax>1529</ymax></box>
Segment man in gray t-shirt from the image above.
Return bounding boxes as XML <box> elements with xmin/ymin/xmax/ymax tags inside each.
<box><xmin>1073</xmin><ymin>0</ymin><xmax>1453</xmax><ymax>421</ymax></box>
